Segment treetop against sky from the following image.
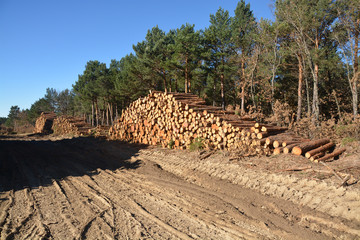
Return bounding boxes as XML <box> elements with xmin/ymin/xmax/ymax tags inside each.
<box><xmin>0</xmin><ymin>0</ymin><xmax>274</xmax><ymax>117</ymax></box>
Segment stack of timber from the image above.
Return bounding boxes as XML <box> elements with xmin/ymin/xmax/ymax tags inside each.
<box><xmin>110</xmin><ymin>91</ymin><xmax>346</xmax><ymax>162</ymax></box>
<box><xmin>109</xmin><ymin>91</ymin><xmax>288</xmax><ymax>155</ymax></box>
<box><xmin>52</xmin><ymin>116</ymin><xmax>91</xmax><ymax>136</ymax></box>
<box><xmin>264</xmin><ymin>133</ymin><xmax>346</xmax><ymax>163</ymax></box>
<box><xmin>88</xmin><ymin>125</ymin><xmax>111</xmax><ymax>137</ymax></box>
<box><xmin>33</xmin><ymin>112</ymin><xmax>57</xmax><ymax>134</ymax></box>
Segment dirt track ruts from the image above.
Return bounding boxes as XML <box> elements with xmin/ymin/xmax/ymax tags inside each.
<box><xmin>0</xmin><ymin>136</ymin><xmax>359</xmax><ymax>239</ymax></box>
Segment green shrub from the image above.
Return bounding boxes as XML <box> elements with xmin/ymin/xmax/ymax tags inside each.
<box><xmin>168</xmin><ymin>139</ymin><xmax>175</xmax><ymax>149</ymax></box>
<box><xmin>341</xmin><ymin>137</ymin><xmax>357</xmax><ymax>146</ymax></box>
<box><xmin>189</xmin><ymin>138</ymin><xmax>204</xmax><ymax>151</ymax></box>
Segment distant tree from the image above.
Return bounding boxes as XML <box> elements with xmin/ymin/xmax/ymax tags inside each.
<box><xmin>73</xmin><ymin>60</ymin><xmax>106</xmax><ymax>126</ymax></box>
<box><xmin>44</xmin><ymin>88</ymin><xmax>58</xmax><ymax>112</ymax></box>
<box><xmin>0</xmin><ymin>117</ymin><xmax>7</xmax><ymax>125</ymax></box>
<box><xmin>276</xmin><ymin>0</ymin><xmax>337</xmax><ymax>122</ymax></box>
<box><xmin>173</xmin><ymin>23</ymin><xmax>202</xmax><ymax>93</ymax></box>
<box><xmin>204</xmin><ymin>7</ymin><xmax>233</xmax><ymax>109</ymax></box>
<box><xmin>27</xmin><ymin>98</ymin><xmax>54</xmax><ymax>124</ymax></box>
<box><xmin>231</xmin><ymin>0</ymin><xmax>257</xmax><ymax>113</ymax></box>
<box><xmin>5</xmin><ymin>105</ymin><xmax>20</xmax><ymax>127</ymax></box>
<box><xmin>333</xmin><ymin>0</ymin><xmax>359</xmax><ymax>118</ymax></box>
<box><xmin>56</xmin><ymin>89</ymin><xmax>74</xmax><ymax>116</ymax></box>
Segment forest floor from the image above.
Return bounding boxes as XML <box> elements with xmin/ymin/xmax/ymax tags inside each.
<box><xmin>0</xmin><ymin>134</ymin><xmax>359</xmax><ymax>239</ymax></box>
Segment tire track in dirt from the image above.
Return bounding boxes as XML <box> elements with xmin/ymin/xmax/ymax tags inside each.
<box><xmin>143</xmin><ymin>149</ymin><xmax>360</xmax><ymax>238</ymax></box>
<box><xmin>91</xmin><ymin>167</ymin><xmax>285</xmax><ymax>239</ymax></box>
<box><xmin>2</xmin><ymin>137</ymin><xmax>359</xmax><ymax>239</ymax></box>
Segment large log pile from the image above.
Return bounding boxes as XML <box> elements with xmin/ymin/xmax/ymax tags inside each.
<box><xmin>109</xmin><ymin>91</ymin><xmax>288</xmax><ymax>155</ymax></box>
<box><xmin>52</xmin><ymin>116</ymin><xmax>91</xmax><ymax>136</ymax></box>
<box><xmin>110</xmin><ymin>91</ymin><xmax>346</xmax><ymax>162</ymax></box>
<box><xmin>34</xmin><ymin>112</ymin><xmax>57</xmax><ymax>134</ymax></box>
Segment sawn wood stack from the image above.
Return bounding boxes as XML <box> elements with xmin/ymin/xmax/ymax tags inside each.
<box><xmin>34</xmin><ymin>112</ymin><xmax>57</xmax><ymax>134</ymax></box>
<box><xmin>110</xmin><ymin>91</ymin><xmax>286</xmax><ymax>156</ymax></box>
<box><xmin>52</xmin><ymin>116</ymin><xmax>91</xmax><ymax>136</ymax></box>
<box><xmin>109</xmin><ymin>91</ymin><xmax>346</xmax><ymax>162</ymax></box>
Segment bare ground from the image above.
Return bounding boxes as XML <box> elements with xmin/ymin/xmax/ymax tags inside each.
<box><xmin>0</xmin><ymin>134</ymin><xmax>359</xmax><ymax>239</ymax></box>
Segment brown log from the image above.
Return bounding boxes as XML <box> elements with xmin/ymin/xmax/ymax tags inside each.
<box><xmin>309</xmin><ymin>152</ymin><xmax>325</xmax><ymax>161</ymax></box>
<box><xmin>291</xmin><ymin>138</ymin><xmax>331</xmax><ymax>156</ymax></box>
<box><xmin>305</xmin><ymin>142</ymin><xmax>335</xmax><ymax>159</ymax></box>
<box><xmin>283</xmin><ymin>143</ymin><xmax>299</xmax><ymax>154</ymax></box>
<box><xmin>257</xmin><ymin>130</ymin><xmax>287</xmax><ymax>139</ymax></box>
<box><xmin>282</xmin><ymin>140</ymin><xmax>304</xmax><ymax>147</ymax></box>
<box><xmin>261</xmin><ymin>126</ymin><xmax>288</xmax><ymax>132</ymax></box>
<box><xmin>316</xmin><ymin>148</ymin><xmax>346</xmax><ymax>162</ymax></box>
<box><xmin>273</xmin><ymin>147</ymin><xmax>285</xmax><ymax>155</ymax></box>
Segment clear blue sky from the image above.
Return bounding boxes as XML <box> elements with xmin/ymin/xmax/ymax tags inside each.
<box><xmin>0</xmin><ymin>0</ymin><xmax>274</xmax><ymax>117</ymax></box>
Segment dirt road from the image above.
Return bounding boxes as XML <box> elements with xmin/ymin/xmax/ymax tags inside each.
<box><xmin>0</xmin><ymin>136</ymin><xmax>359</xmax><ymax>239</ymax></box>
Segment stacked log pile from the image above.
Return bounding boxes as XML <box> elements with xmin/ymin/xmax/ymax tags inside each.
<box><xmin>88</xmin><ymin>125</ymin><xmax>110</xmax><ymax>137</ymax></box>
<box><xmin>109</xmin><ymin>91</ymin><xmax>346</xmax><ymax>162</ymax></box>
<box><xmin>34</xmin><ymin>112</ymin><xmax>57</xmax><ymax>134</ymax></box>
<box><xmin>263</xmin><ymin>135</ymin><xmax>345</xmax><ymax>163</ymax></box>
<box><xmin>52</xmin><ymin>116</ymin><xmax>91</xmax><ymax>136</ymax></box>
<box><xmin>109</xmin><ymin>91</ymin><xmax>288</xmax><ymax>155</ymax></box>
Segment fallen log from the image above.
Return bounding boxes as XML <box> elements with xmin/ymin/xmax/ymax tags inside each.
<box><xmin>273</xmin><ymin>147</ymin><xmax>285</xmax><ymax>155</ymax></box>
<box><xmin>316</xmin><ymin>148</ymin><xmax>346</xmax><ymax>162</ymax></box>
<box><xmin>309</xmin><ymin>152</ymin><xmax>325</xmax><ymax>161</ymax></box>
<box><xmin>291</xmin><ymin>138</ymin><xmax>330</xmax><ymax>156</ymax></box>
<box><xmin>305</xmin><ymin>142</ymin><xmax>335</xmax><ymax>159</ymax></box>
<box><xmin>283</xmin><ymin>143</ymin><xmax>299</xmax><ymax>154</ymax></box>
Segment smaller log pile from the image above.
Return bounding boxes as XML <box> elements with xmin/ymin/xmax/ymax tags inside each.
<box><xmin>52</xmin><ymin>116</ymin><xmax>91</xmax><ymax>136</ymax></box>
<box><xmin>263</xmin><ymin>134</ymin><xmax>346</xmax><ymax>163</ymax></box>
<box><xmin>34</xmin><ymin>112</ymin><xmax>57</xmax><ymax>134</ymax></box>
<box><xmin>88</xmin><ymin>125</ymin><xmax>110</xmax><ymax>137</ymax></box>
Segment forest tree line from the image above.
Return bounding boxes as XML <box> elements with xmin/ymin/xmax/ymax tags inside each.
<box><xmin>3</xmin><ymin>0</ymin><xmax>359</xmax><ymax>130</ymax></box>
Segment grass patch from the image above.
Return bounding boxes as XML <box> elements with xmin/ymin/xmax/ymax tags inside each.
<box><xmin>189</xmin><ymin>138</ymin><xmax>204</xmax><ymax>151</ymax></box>
<box><xmin>341</xmin><ymin>137</ymin><xmax>357</xmax><ymax>146</ymax></box>
<box><xmin>168</xmin><ymin>139</ymin><xmax>175</xmax><ymax>149</ymax></box>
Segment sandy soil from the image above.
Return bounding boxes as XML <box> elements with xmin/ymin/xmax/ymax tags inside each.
<box><xmin>0</xmin><ymin>134</ymin><xmax>359</xmax><ymax>239</ymax></box>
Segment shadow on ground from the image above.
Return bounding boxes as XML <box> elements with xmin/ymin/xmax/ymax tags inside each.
<box><xmin>0</xmin><ymin>136</ymin><xmax>146</xmax><ymax>192</ymax></box>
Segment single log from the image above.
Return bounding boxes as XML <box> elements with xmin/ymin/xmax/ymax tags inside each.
<box><xmin>261</xmin><ymin>126</ymin><xmax>288</xmax><ymax>132</ymax></box>
<box><xmin>273</xmin><ymin>147</ymin><xmax>285</xmax><ymax>155</ymax></box>
<box><xmin>283</xmin><ymin>143</ymin><xmax>299</xmax><ymax>154</ymax></box>
<box><xmin>257</xmin><ymin>130</ymin><xmax>287</xmax><ymax>139</ymax></box>
<box><xmin>316</xmin><ymin>148</ymin><xmax>346</xmax><ymax>162</ymax></box>
<box><xmin>305</xmin><ymin>142</ymin><xmax>335</xmax><ymax>159</ymax></box>
<box><xmin>309</xmin><ymin>152</ymin><xmax>325</xmax><ymax>161</ymax></box>
<box><xmin>291</xmin><ymin>138</ymin><xmax>330</xmax><ymax>156</ymax></box>
<box><xmin>282</xmin><ymin>140</ymin><xmax>303</xmax><ymax>147</ymax></box>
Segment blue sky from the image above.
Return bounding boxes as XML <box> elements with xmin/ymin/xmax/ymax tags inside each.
<box><xmin>0</xmin><ymin>0</ymin><xmax>274</xmax><ymax>117</ymax></box>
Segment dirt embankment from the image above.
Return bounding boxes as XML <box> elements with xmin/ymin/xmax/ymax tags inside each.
<box><xmin>0</xmin><ymin>135</ymin><xmax>359</xmax><ymax>239</ymax></box>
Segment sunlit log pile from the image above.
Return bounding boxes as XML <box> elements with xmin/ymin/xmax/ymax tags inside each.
<box><xmin>33</xmin><ymin>112</ymin><xmax>57</xmax><ymax>134</ymax></box>
<box><xmin>109</xmin><ymin>91</ymin><xmax>346</xmax><ymax>162</ymax></box>
<box><xmin>52</xmin><ymin>116</ymin><xmax>91</xmax><ymax>136</ymax></box>
<box><xmin>110</xmin><ymin>91</ymin><xmax>283</xmax><ymax>155</ymax></box>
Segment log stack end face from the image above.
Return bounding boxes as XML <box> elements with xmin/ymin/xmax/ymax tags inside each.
<box><xmin>109</xmin><ymin>91</ymin><xmax>345</xmax><ymax>162</ymax></box>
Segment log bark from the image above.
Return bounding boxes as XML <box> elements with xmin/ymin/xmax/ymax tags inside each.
<box><xmin>316</xmin><ymin>148</ymin><xmax>346</xmax><ymax>162</ymax></box>
<box><xmin>305</xmin><ymin>142</ymin><xmax>335</xmax><ymax>159</ymax></box>
<box><xmin>292</xmin><ymin>138</ymin><xmax>330</xmax><ymax>156</ymax></box>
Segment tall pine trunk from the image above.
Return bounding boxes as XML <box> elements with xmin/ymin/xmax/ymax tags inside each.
<box><xmin>185</xmin><ymin>56</ymin><xmax>189</xmax><ymax>93</ymax></box>
<box><xmin>297</xmin><ymin>54</ymin><xmax>303</xmax><ymax>121</ymax></box>
<box><xmin>352</xmin><ymin>28</ymin><xmax>359</xmax><ymax>118</ymax></box>
<box><xmin>91</xmin><ymin>101</ymin><xmax>94</xmax><ymax>127</ymax></box>
<box><xmin>95</xmin><ymin>100</ymin><xmax>99</xmax><ymax>126</ymax></box>
<box><xmin>220</xmin><ymin>73</ymin><xmax>225</xmax><ymax>110</ymax></box>
<box><xmin>311</xmin><ymin>37</ymin><xmax>320</xmax><ymax>124</ymax></box>
<box><xmin>240</xmin><ymin>60</ymin><xmax>246</xmax><ymax>114</ymax></box>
